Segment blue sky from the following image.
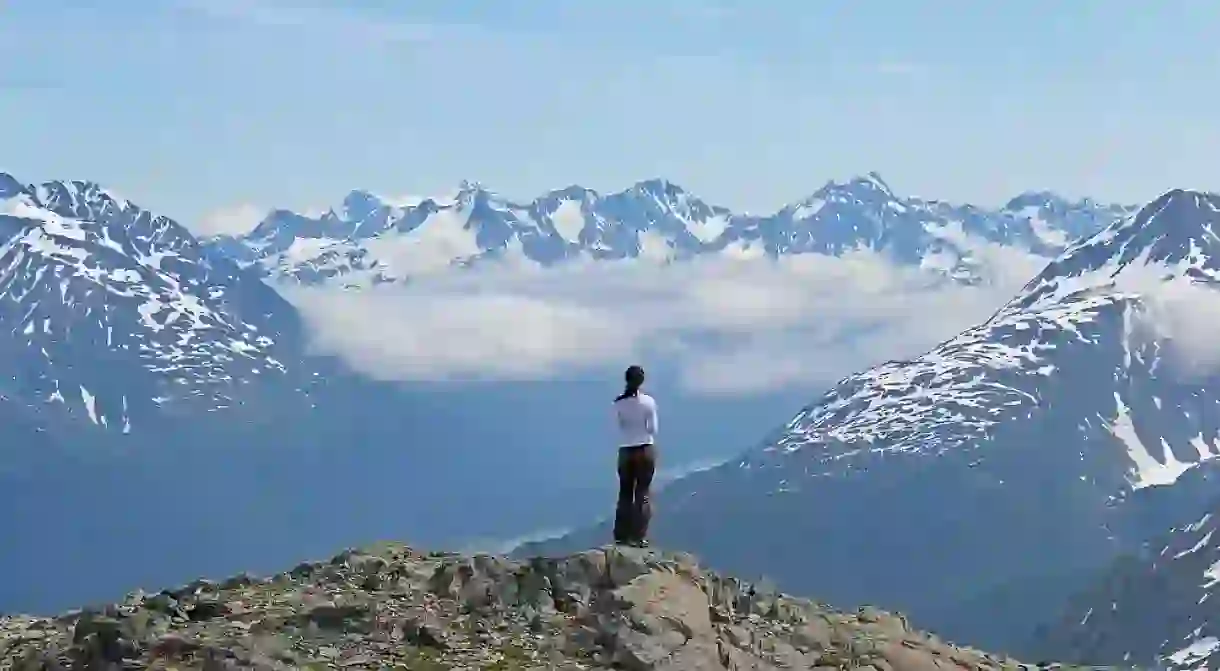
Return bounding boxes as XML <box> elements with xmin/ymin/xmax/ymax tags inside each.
<box><xmin>4</xmin><ymin>1</ymin><xmax>1219</xmax><ymax>234</ymax></box>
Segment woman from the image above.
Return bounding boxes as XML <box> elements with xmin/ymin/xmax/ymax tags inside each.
<box><xmin>612</xmin><ymin>365</ymin><xmax>657</xmax><ymax>547</ymax></box>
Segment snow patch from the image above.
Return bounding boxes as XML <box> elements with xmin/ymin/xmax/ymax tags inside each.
<box><xmin>80</xmin><ymin>386</ymin><xmax>99</xmax><ymax>425</ymax></box>
<box><xmin>550</xmin><ymin>199</ymin><xmax>586</xmax><ymax>243</ymax></box>
<box><xmin>362</xmin><ymin>208</ymin><xmax>482</xmax><ymax>276</ymax></box>
<box><xmin>688</xmin><ymin>214</ymin><xmax>730</xmax><ymax>244</ymax></box>
<box><xmin>1109</xmin><ymin>393</ymin><xmax>1193</xmax><ymax>489</ymax></box>
<box><xmin>1169</xmin><ymin>636</ymin><xmax>1220</xmax><ymax>668</ymax></box>
<box><xmin>637</xmin><ymin>230</ymin><xmax>674</xmax><ymax>262</ymax></box>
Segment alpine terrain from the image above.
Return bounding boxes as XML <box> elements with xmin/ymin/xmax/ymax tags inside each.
<box><xmin>0</xmin><ymin>171</ymin><xmax>372</xmax><ymax>611</ymax></box>
<box><xmin>0</xmin><ymin>172</ymin><xmax>530</xmax><ymax>615</ymax></box>
<box><xmin>0</xmin><ymin>542</ymin><xmax>1105</xmax><ymax>670</ymax></box>
<box><xmin>207</xmin><ymin>173</ymin><xmax>1134</xmax><ymax>287</ymax></box>
<box><xmin>0</xmin><ymin>168</ymin><xmax>1146</xmax><ymax>633</ymax></box>
<box><xmin>519</xmin><ymin>188</ymin><xmax>1220</xmax><ymax>656</ymax></box>
<box><xmin>0</xmin><ymin>171</ymin><xmax>371</xmax><ymax>474</ymax></box>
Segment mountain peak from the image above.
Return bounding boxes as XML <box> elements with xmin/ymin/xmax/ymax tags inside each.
<box><xmin>1003</xmin><ymin>190</ymin><xmax>1068</xmax><ymax>211</ymax></box>
<box><xmin>1004</xmin><ymin>187</ymin><xmax>1220</xmax><ymax>316</ymax></box>
<box><xmin>0</xmin><ymin>172</ymin><xmax>23</xmax><ymax>198</ymax></box>
<box><xmin>0</xmin><ymin>173</ymin><xmax>301</xmax><ymax>435</ymax></box>
<box><xmin>812</xmin><ymin>172</ymin><xmax>896</xmax><ymax>201</ymax></box>
<box><xmin>341</xmin><ymin>189</ymin><xmax>385</xmax><ymax>219</ymax></box>
<box><xmin>856</xmin><ymin>170</ymin><xmax>893</xmax><ymax>192</ymax></box>
<box><xmin>455</xmin><ymin>179</ymin><xmax>489</xmax><ymax>199</ymax></box>
<box><xmin>548</xmin><ymin>183</ymin><xmax>600</xmax><ymax>201</ymax></box>
<box><xmin>1145</xmin><ymin>187</ymin><xmax>1220</xmax><ymax>219</ymax></box>
<box><xmin>1103</xmin><ymin>187</ymin><xmax>1220</xmax><ymax>260</ymax></box>
<box><xmin>631</xmin><ymin>177</ymin><xmax>686</xmax><ymax>199</ymax></box>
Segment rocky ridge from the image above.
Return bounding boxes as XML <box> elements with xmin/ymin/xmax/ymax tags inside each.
<box><xmin>0</xmin><ymin>545</ymin><xmax>1118</xmax><ymax>670</ymax></box>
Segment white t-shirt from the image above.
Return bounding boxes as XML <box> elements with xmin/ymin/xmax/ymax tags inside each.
<box><xmin>614</xmin><ymin>392</ymin><xmax>658</xmax><ymax>447</ymax></box>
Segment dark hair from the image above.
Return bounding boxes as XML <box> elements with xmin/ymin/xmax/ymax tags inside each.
<box><xmin>615</xmin><ymin>365</ymin><xmax>646</xmax><ymax>401</ymax></box>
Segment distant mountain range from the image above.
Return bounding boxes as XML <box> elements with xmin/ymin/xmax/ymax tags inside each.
<box><xmin>205</xmin><ymin>173</ymin><xmax>1136</xmax><ymax>287</ymax></box>
<box><xmin>518</xmin><ymin>188</ymin><xmax>1220</xmax><ymax>661</ymax></box>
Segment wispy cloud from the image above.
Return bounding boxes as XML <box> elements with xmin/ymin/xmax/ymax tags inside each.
<box><xmin>176</xmin><ymin>0</ymin><xmax>438</xmax><ymax>44</ymax></box>
<box><xmin>281</xmin><ymin>247</ymin><xmax>1047</xmax><ymax>396</ymax></box>
<box><xmin>458</xmin><ymin>524</ymin><xmax>578</xmax><ymax>557</ymax></box>
<box><xmin>196</xmin><ymin>203</ymin><xmax>265</xmax><ymax>237</ymax></box>
<box><xmin>1108</xmin><ymin>262</ymin><xmax>1220</xmax><ymax>379</ymax></box>
<box><xmin>655</xmin><ymin>454</ymin><xmax>732</xmax><ymax>486</ymax></box>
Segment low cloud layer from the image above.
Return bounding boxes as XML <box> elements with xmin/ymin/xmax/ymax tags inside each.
<box><xmin>280</xmin><ymin>249</ymin><xmax>1047</xmax><ymax>395</ymax></box>
<box><xmin>197</xmin><ymin>204</ymin><xmax>265</xmax><ymax>237</ymax></box>
<box><xmin>1115</xmin><ymin>264</ymin><xmax>1220</xmax><ymax>378</ymax></box>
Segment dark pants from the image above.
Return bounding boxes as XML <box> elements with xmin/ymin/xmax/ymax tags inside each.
<box><xmin>613</xmin><ymin>444</ymin><xmax>656</xmax><ymax>543</ymax></box>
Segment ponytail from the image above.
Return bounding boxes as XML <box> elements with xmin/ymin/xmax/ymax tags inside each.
<box><xmin>615</xmin><ymin>380</ymin><xmax>641</xmax><ymax>402</ymax></box>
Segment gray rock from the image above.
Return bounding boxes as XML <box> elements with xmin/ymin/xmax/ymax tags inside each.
<box><xmin>398</xmin><ymin>611</ymin><xmax>449</xmax><ymax>650</ymax></box>
<box><xmin>1</xmin><ymin>544</ymin><xmax>1081</xmax><ymax>670</ymax></box>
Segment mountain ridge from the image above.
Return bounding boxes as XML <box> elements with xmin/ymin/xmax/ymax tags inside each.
<box><xmin>207</xmin><ymin>173</ymin><xmax>1137</xmax><ymax>287</ymax></box>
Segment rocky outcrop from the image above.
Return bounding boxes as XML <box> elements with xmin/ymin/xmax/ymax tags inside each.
<box><xmin>0</xmin><ymin>544</ymin><xmax>1117</xmax><ymax>670</ymax></box>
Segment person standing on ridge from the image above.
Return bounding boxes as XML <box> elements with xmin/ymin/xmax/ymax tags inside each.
<box><xmin>612</xmin><ymin>365</ymin><xmax>657</xmax><ymax>548</ymax></box>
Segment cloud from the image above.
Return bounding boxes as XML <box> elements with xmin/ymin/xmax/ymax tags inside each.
<box><xmin>655</xmin><ymin>454</ymin><xmax>732</xmax><ymax>486</ymax></box>
<box><xmin>1111</xmin><ymin>264</ymin><xmax>1220</xmax><ymax>378</ymax></box>
<box><xmin>280</xmin><ymin>248</ymin><xmax>1044</xmax><ymax>395</ymax></box>
<box><xmin>458</xmin><ymin>525</ymin><xmax>577</xmax><ymax>556</ymax></box>
<box><xmin>176</xmin><ymin>0</ymin><xmax>437</xmax><ymax>44</ymax></box>
<box><xmin>284</xmin><ymin>286</ymin><xmax>638</xmax><ymax>381</ymax></box>
<box><xmin>196</xmin><ymin>203</ymin><xmax>265</xmax><ymax>237</ymax></box>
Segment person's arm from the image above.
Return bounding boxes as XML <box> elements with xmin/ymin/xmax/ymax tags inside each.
<box><xmin>646</xmin><ymin>398</ymin><xmax>658</xmax><ymax>437</ymax></box>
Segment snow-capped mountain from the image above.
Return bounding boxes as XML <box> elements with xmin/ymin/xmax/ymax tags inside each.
<box><xmin>208</xmin><ymin>173</ymin><xmax>1135</xmax><ymax>287</ymax></box>
<box><xmin>1033</xmin><ymin>475</ymin><xmax>1220</xmax><ymax>669</ymax></box>
<box><xmin>517</xmin><ymin>188</ymin><xmax>1220</xmax><ymax>655</ymax></box>
<box><xmin>0</xmin><ymin>172</ymin><xmax>309</xmax><ymax>436</ymax></box>
<box><xmin>0</xmin><ymin>171</ymin><xmax>458</xmax><ymax>613</ymax></box>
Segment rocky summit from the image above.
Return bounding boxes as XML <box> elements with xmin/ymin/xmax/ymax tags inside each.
<box><xmin>0</xmin><ymin>545</ymin><xmax>1110</xmax><ymax>671</ymax></box>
